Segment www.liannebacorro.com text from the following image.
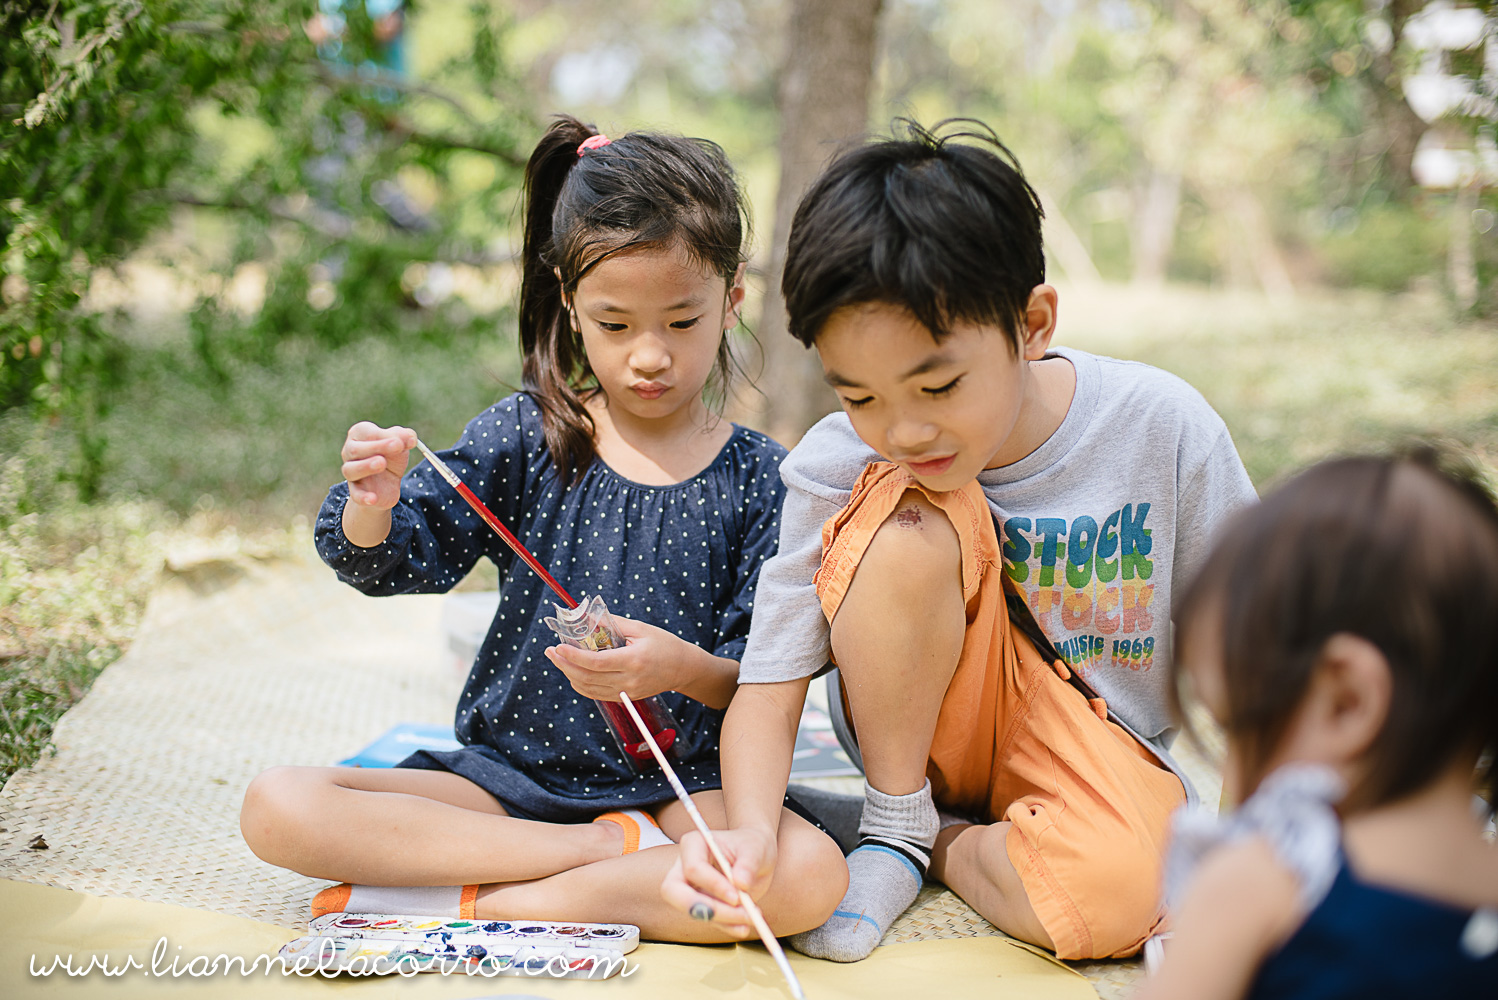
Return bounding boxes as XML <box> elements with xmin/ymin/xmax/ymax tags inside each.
<box><xmin>30</xmin><ymin>937</ymin><xmax>638</xmax><ymax>979</ymax></box>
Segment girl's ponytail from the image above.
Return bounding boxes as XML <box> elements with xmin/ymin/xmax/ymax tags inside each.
<box><xmin>519</xmin><ymin>115</ymin><xmax>601</xmax><ymax>484</ymax></box>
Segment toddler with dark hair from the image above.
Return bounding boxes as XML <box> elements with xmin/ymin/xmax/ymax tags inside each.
<box><xmin>663</xmin><ymin>119</ymin><xmax>1256</xmax><ymax>961</ymax></box>
<box><xmin>1138</xmin><ymin>450</ymin><xmax>1498</xmax><ymax>999</ymax></box>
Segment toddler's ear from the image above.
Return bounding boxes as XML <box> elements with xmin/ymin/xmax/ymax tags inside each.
<box><xmin>1306</xmin><ymin>633</ymin><xmax>1393</xmax><ymax>764</ymax></box>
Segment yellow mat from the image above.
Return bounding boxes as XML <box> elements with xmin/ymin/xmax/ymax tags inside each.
<box><xmin>1</xmin><ymin>879</ymin><xmax>1096</xmax><ymax>1000</ymax></box>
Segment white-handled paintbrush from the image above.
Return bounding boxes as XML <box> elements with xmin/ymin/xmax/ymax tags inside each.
<box><xmin>618</xmin><ymin>692</ymin><xmax>807</xmax><ymax>1000</ymax></box>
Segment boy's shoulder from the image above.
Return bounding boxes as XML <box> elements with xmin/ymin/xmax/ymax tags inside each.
<box><xmin>780</xmin><ymin>412</ymin><xmax>877</xmax><ymax>502</ymax></box>
<box><xmin>1056</xmin><ymin>346</ymin><xmax>1222</xmax><ymax>427</ymax></box>
<box><xmin>1054</xmin><ymin>346</ymin><xmax>1237</xmax><ymax>466</ymax></box>
<box><xmin>776</xmin><ymin>348</ymin><xmax>1245</xmax><ymax>502</ymax></box>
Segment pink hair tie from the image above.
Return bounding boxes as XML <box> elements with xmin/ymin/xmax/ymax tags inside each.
<box><xmin>577</xmin><ymin>134</ymin><xmax>611</xmax><ymax>156</ymax></box>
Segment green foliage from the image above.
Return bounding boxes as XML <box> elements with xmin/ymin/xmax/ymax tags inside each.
<box><xmin>0</xmin><ymin>414</ymin><xmax>170</xmax><ymax>784</ymax></box>
<box><xmin>3</xmin><ymin>1</ymin><xmax>306</xmax><ymax>494</ymax></box>
<box><xmin>1</xmin><ymin>0</ymin><xmax>533</xmax><ymax>496</ymax></box>
<box><xmin>1316</xmin><ymin>201</ymin><xmax>1447</xmax><ymax>290</ymax></box>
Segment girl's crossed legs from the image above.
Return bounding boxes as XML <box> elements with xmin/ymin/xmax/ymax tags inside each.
<box><xmin>240</xmin><ymin>765</ymin><xmax>843</xmax><ymax>942</ymax></box>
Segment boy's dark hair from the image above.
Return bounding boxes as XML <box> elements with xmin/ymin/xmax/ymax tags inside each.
<box><xmin>1174</xmin><ymin>449</ymin><xmax>1498</xmax><ymax>812</ymax></box>
<box><xmin>519</xmin><ymin>115</ymin><xmax>748</xmax><ymax>482</ymax></box>
<box><xmin>781</xmin><ymin>118</ymin><xmax>1045</xmax><ymax>350</ymax></box>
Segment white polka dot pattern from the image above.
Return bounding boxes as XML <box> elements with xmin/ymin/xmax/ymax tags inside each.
<box><xmin>313</xmin><ymin>393</ymin><xmax>787</xmax><ymax>822</ymax></box>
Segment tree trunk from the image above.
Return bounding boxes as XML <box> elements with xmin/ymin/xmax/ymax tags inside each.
<box><xmin>741</xmin><ymin>0</ymin><xmax>884</xmax><ymax>446</ymax></box>
<box><xmin>1038</xmin><ymin>189</ymin><xmax>1101</xmax><ymax>287</ymax></box>
<box><xmin>1450</xmin><ymin>174</ymin><xmax>1481</xmax><ymax>310</ymax></box>
<box><xmin>1210</xmin><ymin>186</ymin><xmax>1295</xmax><ymax>298</ymax></box>
<box><xmin>1366</xmin><ymin>0</ymin><xmax>1430</xmax><ymax>199</ymax></box>
<box><xmin>1131</xmin><ymin>168</ymin><xmax>1183</xmax><ymax>286</ymax></box>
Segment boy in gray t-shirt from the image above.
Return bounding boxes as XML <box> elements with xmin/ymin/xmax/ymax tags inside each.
<box><xmin>660</xmin><ymin>122</ymin><xmax>1255</xmax><ymax>962</ymax></box>
<box><xmin>746</xmin><ymin>344</ymin><xmax>1253</xmax><ymax>739</ymax></box>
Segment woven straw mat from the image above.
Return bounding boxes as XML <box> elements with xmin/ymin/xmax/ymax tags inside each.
<box><xmin>0</xmin><ymin>553</ymin><xmax>1223</xmax><ymax>1000</ymax></box>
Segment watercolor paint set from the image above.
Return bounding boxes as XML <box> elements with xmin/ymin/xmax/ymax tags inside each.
<box><xmin>277</xmin><ymin>913</ymin><xmax>640</xmax><ymax>978</ymax></box>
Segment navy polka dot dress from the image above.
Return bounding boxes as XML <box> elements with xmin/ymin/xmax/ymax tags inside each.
<box><xmin>314</xmin><ymin>393</ymin><xmax>787</xmax><ymax>822</ymax></box>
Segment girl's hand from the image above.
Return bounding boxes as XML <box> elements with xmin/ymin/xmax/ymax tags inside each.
<box><xmin>341</xmin><ymin>422</ymin><xmax>417</xmax><ymax>509</ymax></box>
<box><xmin>544</xmin><ymin>615</ymin><xmax>699</xmax><ymax>702</ymax></box>
<box><xmin>659</xmin><ymin>826</ymin><xmax>777</xmax><ymax>938</ymax></box>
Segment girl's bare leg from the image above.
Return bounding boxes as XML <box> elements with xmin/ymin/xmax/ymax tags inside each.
<box><xmin>240</xmin><ymin>765</ymin><xmax>621</xmax><ymax>885</ymax></box>
<box><xmin>474</xmin><ymin>791</ymin><xmax>848</xmax><ymax>942</ymax></box>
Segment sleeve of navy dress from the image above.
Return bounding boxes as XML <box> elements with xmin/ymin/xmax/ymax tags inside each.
<box><xmin>314</xmin><ymin>399</ymin><xmax>532</xmax><ymax>593</ymax></box>
<box><xmin>313</xmin><ymin>393</ymin><xmax>790</xmax><ymax>823</ymax></box>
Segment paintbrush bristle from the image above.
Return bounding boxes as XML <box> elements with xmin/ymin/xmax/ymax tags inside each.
<box><xmin>414</xmin><ymin>438</ymin><xmax>460</xmax><ymax>488</ymax></box>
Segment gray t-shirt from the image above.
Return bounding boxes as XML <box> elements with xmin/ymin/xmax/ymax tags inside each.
<box><xmin>739</xmin><ymin>346</ymin><xmax>1257</xmax><ymax>739</ymax></box>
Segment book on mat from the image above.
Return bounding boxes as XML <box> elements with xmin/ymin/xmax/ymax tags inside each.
<box><xmin>337</xmin><ymin>723</ymin><xmax>463</xmax><ymax>768</ymax></box>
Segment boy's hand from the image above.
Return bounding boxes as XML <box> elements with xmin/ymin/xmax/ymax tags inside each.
<box><xmin>341</xmin><ymin>422</ymin><xmax>417</xmax><ymax>509</ymax></box>
<box><xmin>544</xmin><ymin>616</ymin><xmax>697</xmax><ymax>702</ymax></box>
<box><xmin>659</xmin><ymin>826</ymin><xmax>778</xmax><ymax>938</ymax></box>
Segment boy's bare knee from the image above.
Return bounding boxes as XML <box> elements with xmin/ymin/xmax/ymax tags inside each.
<box><xmin>860</xmin><ymin>492</ymin><xmax>960</xmax><ymax>586</ymax></box>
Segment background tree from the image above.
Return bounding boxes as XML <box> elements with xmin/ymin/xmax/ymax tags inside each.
<box><xmin>742</xmin><ymin>0</ymin><xmax>885</xmax><ymax>443</ymax></box>
<box><xmin>1287</xmin><ymin>0</ymin><xmax>1437</xmax><ymax>199</ymax></box>
<box><xmin>1</xmin><ymin>0</ymin><xmax>533</xmax><ymax>496</ymax></box>
<box><xmin>7</xmin><ymin>0</ymin><xmax>1497</xmax><ymax>493</ymax></box>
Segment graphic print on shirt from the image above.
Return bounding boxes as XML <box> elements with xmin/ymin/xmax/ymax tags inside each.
<box><xmin>1001</xmin><ymin>504</ymin><xmax>1157</xmax><ymax>675</ymax></box>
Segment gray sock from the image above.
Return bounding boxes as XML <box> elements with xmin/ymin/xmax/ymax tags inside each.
<box><xmin>788</xmin><ymin>779</ymin><xmax>938</xmax><ymax>962</ymax></box>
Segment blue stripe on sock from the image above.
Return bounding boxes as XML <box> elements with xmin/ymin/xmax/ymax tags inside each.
<box><xmin>849</xmin><ymin>843</ymin><xmax>922</xmax><ymax>883</ymax></box>
<box><xmin>831</xmin><ymin>909</ymin><xmax>883</xmax><ymax>932</ymax></box>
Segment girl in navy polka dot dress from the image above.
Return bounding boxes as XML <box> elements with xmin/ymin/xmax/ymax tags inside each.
<box><xmin>240</xmin><ymin>116</ymin><xmax>847</xmax><ymax>942</ymax></box>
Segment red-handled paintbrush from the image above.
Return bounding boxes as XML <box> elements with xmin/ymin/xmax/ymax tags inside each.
<box><xmin>412</xmin><ymin>437</ymin><xmax>678</xmax><ymax>768</ymax></box>
<box><xmin>414</xmin><ymin>438</ymin><xmax>578</xmax><ymax>608</ymax></box>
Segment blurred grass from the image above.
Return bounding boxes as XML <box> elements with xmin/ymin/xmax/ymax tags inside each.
<box><xmin>1056</xmin><ymin>282</ymin><xmax>1498</xmax><ymax>488</ymax></box>
<box><xmin>97</xmin><ymin>327</ymin><xmax>523</xmax><ymax>524</ymax></box>
<box><xmin>0</xmin><ymin>420</ymin><xmax>171</xmax><ymax>784</ymax></box>
<box><xmin>0</xmin><ymin>328</ymin><xmax>519</xmax><ymax>786</ymax></box>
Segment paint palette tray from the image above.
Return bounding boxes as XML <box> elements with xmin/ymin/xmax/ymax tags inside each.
<box><xmin>307</xmin><ymin>912</ymin><xmax>640</xmax><ymax>950</ymax></box>
<box><xmin>278</xmin><ymin>913</ymin><xmax>640</xmax><ymax>978</ymax></box>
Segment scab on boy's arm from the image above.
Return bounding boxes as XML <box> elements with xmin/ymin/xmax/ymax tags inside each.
<box><xmin>1135</xmin><ymin>838</ymin><xmax>1304</xmax><ymax>1000</ymax></box>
